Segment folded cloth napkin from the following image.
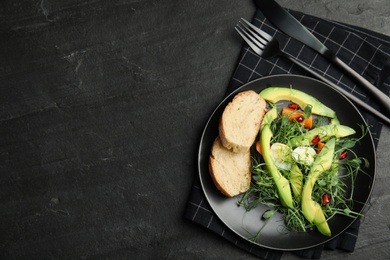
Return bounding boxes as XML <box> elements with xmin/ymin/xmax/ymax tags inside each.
<box><xmin>184</xmin><ymin>8</ymin><xmax>390</xmax><ymax>260</ymax></box>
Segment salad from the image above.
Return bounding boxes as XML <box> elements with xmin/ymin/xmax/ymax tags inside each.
<box><xmin>238</xmin><ymin>87</ymin><xmax>369</xmax><ymax>238</ymax></box>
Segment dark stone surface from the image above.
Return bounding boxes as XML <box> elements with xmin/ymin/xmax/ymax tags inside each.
<box><xmin>1</xmin><ymin>0</ymin><xmax>389</xmax><ymax>259</ymax></box>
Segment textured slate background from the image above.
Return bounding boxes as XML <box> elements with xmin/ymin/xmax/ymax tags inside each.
<box><xmin>1</xmin><ymin>0</ymin><xmax>389</xmax><ymax>259</ymax></box>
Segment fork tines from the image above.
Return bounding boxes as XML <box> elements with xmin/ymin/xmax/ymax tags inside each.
<box><xmin>235</xmin><ymin>18</ymin><xmax>273</xmax><ymax>55</ymax></box>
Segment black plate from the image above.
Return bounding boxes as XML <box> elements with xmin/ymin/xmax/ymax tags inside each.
<box><xmin>198</xmin><ymin>74</ymin><xmax>376</xmax><ymax>251</ymax></box>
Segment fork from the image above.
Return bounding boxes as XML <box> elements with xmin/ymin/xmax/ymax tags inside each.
<box><xmin>235</xmin><ymin>18</ymin><xmax>390</xmax><ymax>125</ymax></box>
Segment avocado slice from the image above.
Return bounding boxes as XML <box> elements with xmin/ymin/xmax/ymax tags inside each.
<box><xmin>289</xmin><ymin>164</ymin><xmax>303</xmax><ymax>201</ymax></box>
<box><xmin>260</xmin><ymin>105</ymin><xmax>278</xmax><ymax>130</ymax></box>
<box><xmin>259</xmin><ymin>87</ymin><xmax>336</xmax><ymax>118</ymax></box>
<box><xmin>301</xmin><ymin>137</ymin><xmax>336</xmax><ymax>236</ymax></box>
<box><xmin>288</xmin><ymin>124</ymin><xmax>355</xmax><ymax>147</ymax></box>
<box><xmin>260</xmin><ymin>107</ymin><xmax>294</xmax><ymax>209</ymax></box>
<box><xmin>313</xmin><ymin>203</ymin><xmax>331</xmax><ymax>236</ymax></box>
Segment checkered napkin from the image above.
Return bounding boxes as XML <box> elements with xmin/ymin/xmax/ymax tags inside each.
<box><xmin>184</xmin><ymin>8</ymin><xmax>390</xmax><ymax>260</ymax></box>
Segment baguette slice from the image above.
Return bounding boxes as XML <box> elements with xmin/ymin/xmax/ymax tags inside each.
<box><xmin>219</xmin><ymin>90</ymin><xmax>266</xmax><ymax>152</ymax></box>
<box><xmin>209</xmin><ymin>136</ymin><xmax>251</xmax><ymax>197</ymax></box>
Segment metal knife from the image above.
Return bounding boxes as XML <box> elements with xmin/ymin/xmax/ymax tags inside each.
<box><xmin>255</xmin><ymin>0</ymin><xmax>390</xmax><ymax>116</ymax></box>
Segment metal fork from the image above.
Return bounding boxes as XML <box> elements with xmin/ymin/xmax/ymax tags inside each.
<box><xmin>235</xmin><ymin>18</ymin><xmax>390</xmax><ymax>125</ymax></box>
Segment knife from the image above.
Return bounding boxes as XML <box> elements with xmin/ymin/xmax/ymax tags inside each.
<box><xmin>255</xmin><ymin>0</ymin><xmax>390</xmax><ymax>117</ymax></box>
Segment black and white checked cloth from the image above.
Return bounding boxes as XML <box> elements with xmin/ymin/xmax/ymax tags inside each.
<box><xmin>184</xmin><ymin>8</ymin><xmax>390</xmax><ymax>260</ymax></box>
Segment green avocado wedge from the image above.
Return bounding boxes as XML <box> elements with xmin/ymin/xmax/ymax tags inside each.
<box><xmin>289</xmin><ymin>164</ymin><xmax>303</xmax><ymax>202</ymax></box>
<box><xmin>260</xmin><ymin>107</ymin><xmax>294</xmax><ymax>209</ymax></box>
<box><xmin>259</xmin><ymin>87</ymin><xmax>336</xmax><ymax>118</ymax></box>
<box><xmin>260</xmin><ymin>105</ymin><xmax>278</xmax><ymax>130</ymax></box>
<box><xmin>288</xmin><ymin>124</ymin><xmax>355</xmax><ymax>147</ymax></box>
<box><xmin>301</xmin><ymin>137</ymin><xmax>336</xmax><ymax>237</ymax></box>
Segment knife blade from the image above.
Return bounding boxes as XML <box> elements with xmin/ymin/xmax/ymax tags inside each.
<box><xmin>255</xmin><ymin>0</ymin><xmax>390</xmax><ymax>116</ymax></box>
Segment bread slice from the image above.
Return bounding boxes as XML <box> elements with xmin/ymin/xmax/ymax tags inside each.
<box><xmin>219</xmin><ymin>90</ymin><xmax>266</xmax><ymax>152</ymax></box>
<box><xmin>209</xmin><ymin>136</ymin><xmax>251</xmax><ymax>197</ymax></box>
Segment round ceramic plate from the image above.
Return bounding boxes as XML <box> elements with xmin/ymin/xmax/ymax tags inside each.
<box><xmin>198</xmin><ymin>74</ymin><xmax>376</xmax><ymax>251</ymax></box>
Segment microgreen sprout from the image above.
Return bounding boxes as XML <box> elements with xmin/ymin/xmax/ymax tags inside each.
<box><xmin>240</xmin><ymin>108</ymin><xmax>369</xmax><ymax>240</ymax></box>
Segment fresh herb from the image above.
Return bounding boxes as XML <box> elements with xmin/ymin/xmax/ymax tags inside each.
<box><xmin>304</xmin><ymin>104</ymin><xmax>312</xmax><ymax>119</ymax></box>
<box><xmin>239</xmin><ymin>107</ymin><xmax>369</xmax><ymax>239</ymax></box>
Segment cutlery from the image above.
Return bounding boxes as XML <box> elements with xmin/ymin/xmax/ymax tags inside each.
<box><xmin>255</xmin><ymin>0</ymin><xmax>390</xmax><ymax>116</ymax></box>
<box><xmin>235</xmin><ymin>18</ymin><xmax>390</xmax><ymax>125</ymax></box>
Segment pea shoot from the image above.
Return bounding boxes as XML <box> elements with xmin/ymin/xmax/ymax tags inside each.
<box><xmin>238</xmin><ymin>106</ymin><xmax>369</xmax><ymax>239</ymax></box>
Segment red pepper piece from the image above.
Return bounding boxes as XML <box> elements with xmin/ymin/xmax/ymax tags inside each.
<box><xmin>322</xmin><ymin>194</ymin><xmax>330</xmax><ymax>205</ymax></box>
<box><xmin>339</xmin><ymin>151</ymin><xmax>348</xmax><ymax>160</ymax></box>
<box><xmin>288</xmin><ymin>103</ymin><xmax>300</xmax><ymax>110</ymax></box>
<box><xmin>296</xmin><ymin>116</ymin><xmax>304</xmax><ymax>123</ymax></box>
<box><xmin>311</xmin><ymin>135</ymin><xmax>320</xmax><ymax>144</ymax></box>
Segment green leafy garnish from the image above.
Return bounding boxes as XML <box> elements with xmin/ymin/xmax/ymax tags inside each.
<box><xmin>239</xmin><ymin>106</ymin><xmax>369</xmax><ymax>239</ymax></box>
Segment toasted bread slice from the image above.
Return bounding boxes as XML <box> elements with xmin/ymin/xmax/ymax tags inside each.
<box><xmin>219</xmin><ymin>90</ymin><xmax>266</xmax><ymax>152</ymax></box>
<box><xmin>209</xmin><ymin>136</ymin><xmax>251</xmax><ymax>197</ymax></box>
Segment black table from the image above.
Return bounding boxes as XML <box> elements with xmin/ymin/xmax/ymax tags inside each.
<box><xmin>1</xmin><ymin>1</ymin><xmax>389</xmax><ymax>259</ymax></box>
